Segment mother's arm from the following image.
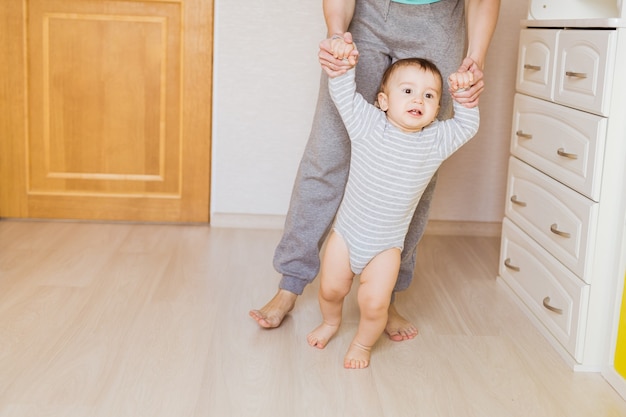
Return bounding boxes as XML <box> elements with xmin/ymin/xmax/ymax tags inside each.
<box><xmin>452</xmin><ymin>0</ymin><xmax>501</xmax><ymax>107</ymax></box>
<box><xmin>319</xmin><ymin>0</ymin><xmax>358</xmax><ymax>77</ymax></box>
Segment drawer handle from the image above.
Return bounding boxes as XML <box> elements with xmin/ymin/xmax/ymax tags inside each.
<box><xmin>557</xmin><ymin>148</ymin><xmax>578</xmax><ymax>160</ymax></box>
<box><xmin>516</xmin><ymin>130</ymin><xmax>533</xmax><ymax>139</ymax></box>
<box><xmin>565</xmin><ymin>71</ymin><xmax>587</xmax><ymax>79</ymax></box>
<box><xmin>524</xmin><ymin>64</ymin><xmax>541</xmax><ymax>71</ymax></box>
<box><xmin>510</xmin><ymin>195</ymin><xmax>527</xmax><ymax>207</ymax></box>
<box><xmin>504</xmin><ymin>258</ymin><xmax>520</xmax><ymax>272</ymax></box>
<box><xmin>543</xmin><ymin>297</ymin><xmax>563</xmax><ymax>315</ymax></box>
<box><xmin>550</xmin><ymin>223</ymin><xmax>571</xmax><ymax>239</ymax></box>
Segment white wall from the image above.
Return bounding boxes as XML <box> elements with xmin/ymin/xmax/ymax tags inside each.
<box><xmin>211</xmin><ymin>0</ymin><xmax>325</xmax><ymax>225</ymax></box>
<box><xmin>211</xmin><ymin>0</ymin><xmax>528</xmax><ymax>228</ymax></box>
<box><xmin>429</xmin><ymin>0</ymin><xmax>527</xmax><ymax>222</ymax></box>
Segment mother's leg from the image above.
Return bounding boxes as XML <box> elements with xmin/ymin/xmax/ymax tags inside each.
<box><xmin>250</xmin><ymin>72</ymin><xmax>352</xmax><ymax>328</ymax></box>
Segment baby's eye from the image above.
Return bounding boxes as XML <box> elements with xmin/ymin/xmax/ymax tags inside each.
<box><xmin>403</xmin><ymin>88</ymin><xmax>412</xmax><ymax>94</ymax></box>
<box><xmin>425</xmin><ymin>93</ymin><xmax>434</xmax><ymax>99</ymax></box>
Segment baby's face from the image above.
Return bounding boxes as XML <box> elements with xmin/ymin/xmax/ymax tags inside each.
<box><xmin>377</xmin><ymin>66</ymin><xmax>441</xmax><ymax>133</ymax></box>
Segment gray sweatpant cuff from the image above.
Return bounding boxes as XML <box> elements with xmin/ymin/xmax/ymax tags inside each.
<box><xmin>278</xmin><ymin>275</ymin><xmax>309</xmax><ymax>296</ymax></box>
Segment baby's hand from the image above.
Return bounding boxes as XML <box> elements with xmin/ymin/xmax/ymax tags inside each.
<box><xmin>448</xmin><ymin>71</ymin><xmax>474</xmax><ymax>93</ymax></box>
<box><xmin>329</xmin><ymin>34</ymin><xmax>358</xmax><ymax>66</ymax></box>
<box><xmin>320</xmin><ymin>32</ymin><xmax>358</xmax><ymax>77</ymax></box>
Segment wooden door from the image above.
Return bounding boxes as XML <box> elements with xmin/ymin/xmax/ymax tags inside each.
<box><xmin>0</xmin><ymin>0</ymin><xmax>212</xmax><ymax>222</ymax></box>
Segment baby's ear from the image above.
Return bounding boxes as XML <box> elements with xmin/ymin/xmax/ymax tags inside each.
<box><xmin>377</xmin><ymin>92</ymin><xmax>389</xmax><ymax>111</ymax></box>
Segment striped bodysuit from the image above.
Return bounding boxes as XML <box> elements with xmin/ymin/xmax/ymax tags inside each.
<box><xmin>329</xmin><ymin>68</ymin><xmax>479</xmax><ymax>274</ymax></box>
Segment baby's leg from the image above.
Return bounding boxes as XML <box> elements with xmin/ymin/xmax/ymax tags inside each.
<box><xmin>307</xmin><ymin>231</ymin><xmax>354</xmax><ymax>349</ymax></box>
<box><xmin>345</xmin><ymin>248</ymin><xmax>401</xmax><ymax>369</ymax></box>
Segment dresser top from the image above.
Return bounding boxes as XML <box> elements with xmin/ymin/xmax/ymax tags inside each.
<box><xmin>522</xmin><ymin>18</ymin><xmax>626</xmax><ymax>29</ymax></box>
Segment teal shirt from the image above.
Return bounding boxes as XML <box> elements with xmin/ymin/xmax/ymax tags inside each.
<box><xmin>392</xmin><ymin>0</ymin><xmax>440</xmax><ymax>4</ymax></box>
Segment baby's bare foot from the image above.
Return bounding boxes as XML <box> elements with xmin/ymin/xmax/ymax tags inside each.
<box><xmin>344</xmin><ymin>341</ymin><xmax>371</xmax><ymax>369</ymax></box>
<box><xmin>385</xmin><ymin>303</ymin><xmax>418</xmax><ymax>341</ymax></box>
<box><xmin>249</xmin><ymin>289</ymin><xmax>297</xmax><ymax>328</ymax></box>
<box><xmin>307</xmin><ymin>322</ymin><xmax>340</xmax><ymax>349</ymax></box>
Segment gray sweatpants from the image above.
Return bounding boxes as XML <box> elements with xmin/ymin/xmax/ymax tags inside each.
<box><xmin>274</xmin><ymin>0</ymin><xmax>466</xmax><ymax>295</ymax></box>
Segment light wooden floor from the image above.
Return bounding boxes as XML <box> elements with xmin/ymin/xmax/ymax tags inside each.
<box><xmin>1</xmin><ymin>220</ymin><xmax>625</xmax><ymax>417</ymax></box>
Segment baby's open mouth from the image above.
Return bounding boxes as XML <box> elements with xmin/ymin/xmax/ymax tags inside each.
<box><xmin>408</xmin><ymin>109</ymin><xmax>423</xmax><ymax>116</ymax></box>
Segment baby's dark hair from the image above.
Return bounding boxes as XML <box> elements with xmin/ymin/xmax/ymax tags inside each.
<box><xmin>376</xmin><ymin>58</ymin><xmax>443</xmax><ymax>107</ymax></box>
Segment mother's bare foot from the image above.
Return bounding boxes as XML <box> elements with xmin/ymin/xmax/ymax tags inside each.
<box><xmin>384</xmin><ymin>304</ymin><xmax>418</xmax><ymax>341</ymax></box>
<box><xmin>344</xmin><ymin>341</ymin><xmax>371</xmax><ymax>369</ymax></box>
<box><xmin>307</xmin><ymin>322</ymin><xmax>340</xmax><ymax>349</ymax></box>
<box><xmin>249</xmin><ymin>289</ymin><xmax>297</xmax><ymax>328</ymax></box>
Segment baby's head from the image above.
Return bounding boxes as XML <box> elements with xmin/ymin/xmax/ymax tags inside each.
<box><xmin>376</xmin><ymin>58</ymin><xmax>443</xmax><ymax>133</ymax></box>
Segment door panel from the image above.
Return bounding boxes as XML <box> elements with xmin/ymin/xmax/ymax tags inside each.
<box><xmin>0</xmin><ymin>0</ymin><xmax>212</xmax><ymax>222</ymax></box>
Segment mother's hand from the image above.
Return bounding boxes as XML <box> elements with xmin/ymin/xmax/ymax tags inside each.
<box><xmin>319</xmin><ymin>32</ymin><xmax>359</xmax><ymax>77</ymax></box>
<box><xmin>451</xmin><ymin>57</ymin><xmax>485</xmax><ymax>108</ymax></box>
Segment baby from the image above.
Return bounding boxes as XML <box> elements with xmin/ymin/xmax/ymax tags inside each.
<box><xmin>307</xmin><ymin>40</ymin><xmax>479</xmax><ymax>369</ymax></box>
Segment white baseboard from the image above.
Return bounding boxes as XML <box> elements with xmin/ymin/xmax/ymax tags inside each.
<box><xmin>424</xmin><ymin>220</ymin><xmax>502</xmax><ymax>237</ymax></box>
<box><xmin>210</xmin><ymin>213</ymin><xmax>286</xmax><ymax>229</ymax></box>
<box><xmin>210</xmin><ymin>213</ymin><xmax>502</xmax><ymax>237</ymax></box>
<box><xmin>603</xmin><ymin>367</ymin><xmax>626</xmax><ymax>401</ymax></box>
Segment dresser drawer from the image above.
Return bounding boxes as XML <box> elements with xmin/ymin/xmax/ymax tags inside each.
<box><xmin>499</xmin><ymin>218</ymin><xmax>590</xmax><ymax>363</ymax></box>
<box><xmin>554</xmin><ymin>30</ymin><xmax>616</xmax><ymax>116</ymax></box>
<box><xmin>505</xmin><ymin>157</ymin><xmax>598</xmax><ymax>282</ymax></box>
<box><xmin>516</xmin><ymin>29</ymin><xmax>558</xmax><ymax>101</ymax></box>
<box><xmin>511</xmin><ymin>94</ymin><xmax>607</xmax><ymax>202</ymax></box>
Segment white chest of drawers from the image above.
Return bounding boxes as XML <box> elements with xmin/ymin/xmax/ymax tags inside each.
<box><xmin>498</xmin><ymin>20</ymin><xmax>626</xmax><ymax>370</ymax></box>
